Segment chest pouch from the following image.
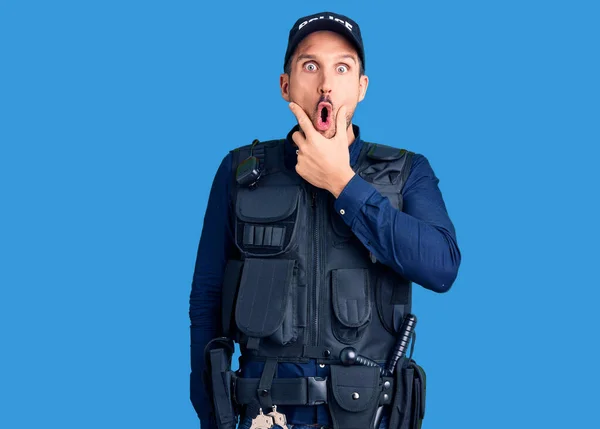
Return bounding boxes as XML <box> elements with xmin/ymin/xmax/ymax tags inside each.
<box><xmin>235</xmin><ymin>185</ymin><xmax>301</xmax><ymax>257</ymax></box>
<box><xmin>234</xmin><ymin>258</ymin><xmax>300</xmax><ymax>349</ymax></box>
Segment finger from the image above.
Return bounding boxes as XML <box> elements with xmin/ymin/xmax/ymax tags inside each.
<box><xmin>289</xmin><ymin>102</ymin><xmax>317</xmax><ymax>139</ymax></box>
<box><xmin>291</xmin><ymin>130</ymin><xmax>306</xmax><ymax>149</ymax></box>
<box><xmin>335</xmin><ymin>105</ymin><xmax>348</xmax><ymax>139</ymax></box>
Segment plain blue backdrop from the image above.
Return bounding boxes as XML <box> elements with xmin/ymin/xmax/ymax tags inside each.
<box><xmin>1</xmin><ymin>1</ymin><xmax>599</xmax><ymax>428</ymax></box>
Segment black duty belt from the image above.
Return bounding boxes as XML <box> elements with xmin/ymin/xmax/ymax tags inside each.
<box><xmin>234</xmin><ymin>376</ymin><xmax>329</xmax><ymax>406</ymax></box>
<box><xmin>233</xmin><ymin>375</ymin><xmax>395</xmax><ymax>407</ymax></box>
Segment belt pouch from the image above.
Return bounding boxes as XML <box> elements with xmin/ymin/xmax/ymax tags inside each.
<box><xmin>409</xmin><ymin>361</ymin><xmax>426</xmax><ymax>429</ymax></box>
<box><xmin>388</xmin><ymin>362</ymin><xmax>413</xmax><ymax>429</ymax></box>
<box><xmin>388</xmin><ymin>360</ymin><xmax>427</xmax><ymax>429</ymax></box>
<box><xmin>209</xmin><ymin>348</ymin><xmax>237</xmax><ymax>429</ymax></box>
<box><xmin>328</xmin><ymin>365</ymin><xmax>381</xmax><ymax>429</ymax></box>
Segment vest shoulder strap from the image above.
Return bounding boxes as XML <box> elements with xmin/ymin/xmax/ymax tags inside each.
<box><xmin>365</xmin><ymin>142</ymin><xmax>410</xmax><ymax>161</ymax></box>
<box><xmin>361</xmin><ymin>142</ymin><xmax>415</xmax><ymax>187</ymax></box>
<box><xmin>230</xmin><ymin>139</ymin><xmax>284</xmax><ymax>172</ymax></box>
<box><xmin>228</xmin><ymin>138</ymin><xmax>285</xmax><ymax>195</ymax></box>
<box><xmin>227</xmin><ymin>138</ymin><xmax>286</xmax><ymax>226</ymax></box>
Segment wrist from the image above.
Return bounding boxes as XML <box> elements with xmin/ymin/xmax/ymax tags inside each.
<box><xmin>330</xmin><ymin>168</ymin><xmax>355</xmax><ymax>198</ymax></box>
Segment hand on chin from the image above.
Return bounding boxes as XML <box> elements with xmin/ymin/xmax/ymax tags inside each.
<box><xmin>289</xmin><ymin>102</ymin><xmax>355</xmax><ymax>196</ymax></box>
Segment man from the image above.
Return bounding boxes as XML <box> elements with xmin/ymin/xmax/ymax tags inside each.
<box><xmin>189</xmin><ymin>11</ymin><xmax>461</xmax><ymax>429</ymax></box>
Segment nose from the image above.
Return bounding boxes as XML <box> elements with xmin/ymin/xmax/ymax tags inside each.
<box><xmin>319</xmin><ymin>84</ymin><xmax>332</xmax><ymax>95</ymax></box>
<box><xmin>318</xmin><ymin>70</ymin><xmax>333</xmax><ymax>95</ymax></box>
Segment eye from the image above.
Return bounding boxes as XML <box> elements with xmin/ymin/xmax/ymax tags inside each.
<box><xmin>304</xmin><ymin>62</ymin><xmax>318</xmax><ymax>72</ymax></box>
<box><xmin>337</xmin><ymin>65</ymin><xmax>348</xmax><ymax>73</ymax></box>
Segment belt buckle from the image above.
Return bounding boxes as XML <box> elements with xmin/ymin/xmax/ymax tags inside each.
<box><xmin>307</xmin><ymin>376</ymin><xmax>327</xmax><ymax>405</ymax></box>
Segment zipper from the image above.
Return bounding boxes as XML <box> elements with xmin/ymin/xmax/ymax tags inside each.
<box><xmin>312</xmin><ymin>189</ymin><xmax>320</xmax><ymax>347</ymax></box>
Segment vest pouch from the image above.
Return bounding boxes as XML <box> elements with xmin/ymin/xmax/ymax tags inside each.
<box><xmin>235</xmin><ymin>185</ymin><xmax>301</xmax><ymax>257</ymax></box>
<box><xmin>328</xmin><ymin>196</ymin><xmax>361</xmax><ymax>249</ymax></box>
<box><xmin>234</xmin><ymin>258</ymin><xmax>298</xmax><ymax>346</ymax></box>
<box><xmin>375</xmin><ymin>270</ymin><xmax>411</xmax><ymax>335</ymax></box>
<box><xmin>331</xmin><ymin>268</ymin><xmax>372</xmax><ymax>344</ymax></box>
<box><xmin>328</xmin><ymin>365</ymin><xmax>382</xmax><ymax>429</ymax></box>
<box><xmin>388</xmin><ymin>360</ymin><xmax>426</xmax><ymax>429</ymax></box>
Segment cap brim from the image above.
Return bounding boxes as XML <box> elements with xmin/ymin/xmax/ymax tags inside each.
<box><xmin>286</xmin><ymin>20</ymin><xmax>364</xmax><ymax>68</ymax></box>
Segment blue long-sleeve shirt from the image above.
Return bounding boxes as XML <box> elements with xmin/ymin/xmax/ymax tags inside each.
<box><xmin>189</xmin><ymin>125</ymin><xmax>461</xmax><ymax>428</ymax></box>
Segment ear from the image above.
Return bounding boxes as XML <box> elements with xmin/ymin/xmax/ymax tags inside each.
<box><xmin>280</xmin><ymin>73</ymin><xmax>290</xmax><ymax>102</ymax></box>
<box><xmin>358</xmin><ymin>74</ymin><xmax>369</xmax><ymax>102</ymax></box>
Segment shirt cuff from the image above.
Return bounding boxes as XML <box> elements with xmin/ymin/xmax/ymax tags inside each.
<box><xmin>333</xmin><ymin>174</ymin><xmax>376</xmax><ymax>226</ymax></box>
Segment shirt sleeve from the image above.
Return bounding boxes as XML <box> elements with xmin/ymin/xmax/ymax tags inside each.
<box><xmin>189</xmin><ymin>152</ymin><xmax>236</xmax><ymax>427</ymax></box>
<box><xmin>333</xmin><ymin>153</ymin><xmax>461</xmax><ymax>293</ymax></box>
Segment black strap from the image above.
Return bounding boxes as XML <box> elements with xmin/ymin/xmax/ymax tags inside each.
<box><xmin>234</xmin><ymin>139</ymin><xmax>285</xmax><ymax>177</ymax></box>
<box><xmin>256</xmin><ymin>358</ymin><xmax>278</xmax><ymax>410</ymax></box>
<box><xmin>261</xmin><ymin>139</ymin><xmax>286</xmax><ymax>175</ymax></box>
<box><xmin>247</xmin><ymin>337</ymin><xmax>260</xmax><ymax>350</ymax></box>
<box><xmin>252</xmin><ymin>142</ymin><xmax>267</xmax><ymax>173</ymax></box>
<box><xmin>366</xmin><ymin>143</ymin><xmax>406</xmax><ymax>161</ymax></box>
<box><xmin>245</xmin><ymin>344</ymin><xmax>339</xmax><ymax>361</ymax></box>
<box><xmin>399</xmin><ymin>150</ymin><xmax>414</xmax><ymax>187</ymax></box>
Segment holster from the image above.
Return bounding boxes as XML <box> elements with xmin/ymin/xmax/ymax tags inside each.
<box><xmin>388</xmin><ymin>359</ymin><xmax>427</xmax><ymax>429</ymax></box>
<box><xmin>203</xmin><ymin>337</ymin><xmax>239</xmax><ymax>429</ymax></box>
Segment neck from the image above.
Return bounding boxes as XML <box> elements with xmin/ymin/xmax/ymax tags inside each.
<box><xmin>346</xmin><ymin>123</ymin><xmax>356</xmax><ymax>146</ymax></box>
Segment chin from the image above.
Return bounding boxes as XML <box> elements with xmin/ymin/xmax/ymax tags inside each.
<box><xmin>317</xmin><ymin>128</ymin><xmax>335</xmax><ymax>138</ymax></box>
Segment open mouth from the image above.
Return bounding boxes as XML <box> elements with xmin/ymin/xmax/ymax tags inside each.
<box><xmin>316</xmin><ymin>102</ymin><xmax>332</xmax><ymax>131</ymax></box>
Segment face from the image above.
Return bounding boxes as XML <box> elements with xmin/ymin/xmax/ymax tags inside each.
<box><xmin>280</xmin><ymin>31</ymin><xmax>369</xmax><ymax>140</ymax></box>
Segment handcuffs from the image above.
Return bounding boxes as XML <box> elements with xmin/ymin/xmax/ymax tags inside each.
<box><xmin>249</xmin><ymin>405</ymin><xmax>287</xmax><ymax>429</ymax></box>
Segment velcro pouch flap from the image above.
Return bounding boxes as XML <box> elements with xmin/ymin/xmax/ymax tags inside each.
<box><xmin>236</xmin><ymin>186</ymin><xmax>299</xmax><ymax>223</ymax></box>
<box><xmin>332</xmin><ymin>268</ymin><xmax>371</xmax><ymax>327</ymax></box>
<box><xmin>330</xmin><ymin>365</ymin><xmax>380</xmax><ymax>413</ymax></box>
<box><xmin>235</xmin><ymin>258</ymin><xmax>295</xmax><ymax>337</ymax></box>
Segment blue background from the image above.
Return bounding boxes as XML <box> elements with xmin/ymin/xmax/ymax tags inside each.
<box><xmin>1</xmin><ymin>0</ymin><xmax>598</xmax><ymax>428</ymax></box>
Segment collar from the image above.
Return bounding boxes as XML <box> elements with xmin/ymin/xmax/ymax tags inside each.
<box><xmin>283</xmin><ymin>124</ymin><xmax>364</xmax><ymax>171</ymax></box>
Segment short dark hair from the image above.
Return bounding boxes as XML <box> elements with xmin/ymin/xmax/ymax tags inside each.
<box><xmin>284</xmin><ymin>54</ymin><xmax>365</xmax><ymax>76</ymax></box>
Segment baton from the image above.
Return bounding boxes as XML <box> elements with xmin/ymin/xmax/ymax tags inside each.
<box><xmin>373</xmin><ymin>314</ymin><xmax>417</xmax><ymax>428</ymax></box>
<box><xmin>383</xmin><ymin>314</ymin><xmax>417</xmax><ymax>376</ymax></box>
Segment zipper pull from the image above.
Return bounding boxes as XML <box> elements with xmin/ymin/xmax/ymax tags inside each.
<box><xmin>312</xmin><ymin>191</ymin><xmax>317</xmax><ymax>208</ymax></box>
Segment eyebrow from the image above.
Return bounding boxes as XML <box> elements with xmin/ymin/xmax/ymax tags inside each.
<box><xmin>335</xmin><ymin>54</ymin><xmax>358</xmax><ymax>64</ymax></box>
<box><xmin>295</xmin><ymin>53</ymin><xmax>358</xmax><ymax>64</ymax></box>
<box><xmin>296</xmin><ymin>54</ymin><xmax>317</xmax><ymax>63</ymax></box>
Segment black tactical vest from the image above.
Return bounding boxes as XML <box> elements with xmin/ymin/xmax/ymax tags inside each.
<box><xmin>220</xmin><ymin>139</ymin><xmax>415</xmax><ymax>367</ymax></box>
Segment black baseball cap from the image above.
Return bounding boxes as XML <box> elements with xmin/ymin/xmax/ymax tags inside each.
<box><xmin>283</xmin><ymin>11</ymin><xmax>365</xmax><ymax>72</ymax></box>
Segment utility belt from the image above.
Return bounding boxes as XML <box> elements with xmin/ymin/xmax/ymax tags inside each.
<box><xmin>204</xmin><ymin>338</ymin><xmax>426</xmax><ymax>429</ymax></box>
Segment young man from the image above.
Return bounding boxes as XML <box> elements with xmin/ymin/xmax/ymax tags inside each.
<box><xmin>190</xmin><ymin>11</ymin><xmax>461</xmax><ymax>429</ymax></box>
